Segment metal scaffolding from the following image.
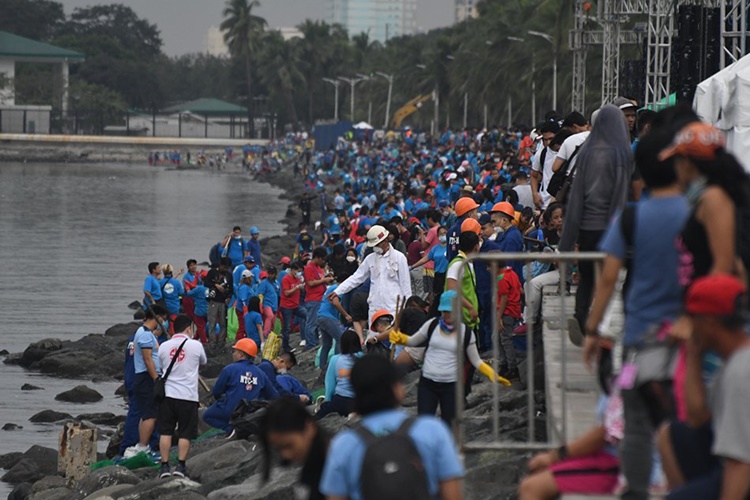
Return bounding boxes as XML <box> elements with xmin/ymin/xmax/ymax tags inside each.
<box><xmin>721</xmin><ymin>0</ymin><xmax>750</xmax><ymax>67</ymax></box>
<box><xmin>644</xmin><ymin>0</ymin><xmax>675</xmax><ymax>107</ymax></box>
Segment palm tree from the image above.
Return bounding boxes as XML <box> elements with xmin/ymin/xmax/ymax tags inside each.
<box><xmin>220</xmin><ymin>0</ymin><xmax>267</xmax><ymax>136</ymax></box>
<box><xmin>258</xmin><ymin>31</ymin><xmax>304</xmax><ymax>129</ymax></box>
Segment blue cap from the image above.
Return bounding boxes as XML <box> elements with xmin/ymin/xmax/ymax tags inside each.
<box><xmin>250</xmin><ymin>226</ymin><xmax>259</xmax><ymax>235</ymax></box>
<box><xmin>439</xmin><ymin>290</ymin><xmax>457</xmax><ymax>312</ymax></box>
<box><xmin>478</xmin><ymin>213</ymin><xmax>492</xmax><ymax>226</ymax></box>
<box><xmin>244</xmin><ymin>255</ymin><xmax>255</xmax><ymax>263</ymax></box>
<box><xmin>438</xmin><ymin>200</ymin><xmax>449</xmax><ymax>208</ymax></box>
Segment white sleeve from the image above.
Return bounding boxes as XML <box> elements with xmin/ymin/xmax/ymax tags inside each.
<box><xmin>398</xmin><ymin>253</ymin><xmax>412</xmax><ymax>299</ymax></box>
<box><xmin>556</xmin><ymin>137</ymin><xmax>574</xmax><ymax>161</ymax></box>
<box><xmin>446</xmin><ymin>260</ymin><xmax>461</xmax><ymax>282</ymax></box>
<box><xmin>531</xmin><ymin>150</ymin><xmax>542</xmax><ymax>172</ymax></box>
<box><xmin>334</xmin><ymin>255</ymin><xmax>371</xmax><ymax>296</ymax></box>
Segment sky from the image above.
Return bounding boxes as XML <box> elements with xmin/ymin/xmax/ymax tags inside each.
<box><xmin>56</xmin><ymin>0</ymin><xmax>456</xmax><ymax>56</ymax></box>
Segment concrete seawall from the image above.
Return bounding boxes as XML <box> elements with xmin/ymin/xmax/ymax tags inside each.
<box><xmin>0</xmin><ymin>134</ymin><xmax>269</xmax><ymax>163</ymax></box>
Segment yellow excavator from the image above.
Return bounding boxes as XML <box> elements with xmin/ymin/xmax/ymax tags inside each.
<box><xmin>392</xmin><ymin>93</ymin><xmax>433</xmax><ymax>129</ymax></box>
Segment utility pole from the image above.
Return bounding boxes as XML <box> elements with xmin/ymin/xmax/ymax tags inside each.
<box><xmin>338</xmin><ymin>76</ymin><xmax>367</xmax><ymax>121</ymax></box>
<box><xmin>463</xmin><ymin>92</ymin><xmax>468</xmax><ymax>129</ymax></box>
<box><xmin>528</xmin><ymin>30</ymin><xmax>557</xmax><ymax>112</ymax></box>
<box><xmin>322</xmin><ymin>78</ymin><xmax>340</xmax><ymax>122</ymax></box>
<box><xmin>376</xmin><ymin>72</ymin><xmax>394</xmax><ymax>129</ymax></box>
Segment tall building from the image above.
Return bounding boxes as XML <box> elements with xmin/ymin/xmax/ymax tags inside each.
<box><xmin>205</xmin><ymin>26</ymin><xmax>229</xmax><ymax>57</ymax></box>
<box><xmin>455</xmin><ymin>0</ymin><xmax>479</xmax><ymax>23</ymax></box>
<box><xmin>327</xmin><ymin>0</ymin><xmax>417</xmax><ymax>43</ymax></box>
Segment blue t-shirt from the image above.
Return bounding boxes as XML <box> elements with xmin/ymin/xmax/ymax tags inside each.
<box><xmin>328</xmin><ymin>214</ymin><xmax>342</xmax><ymax>235</ymax></box>
<box><xmin>244</xmin><ymin>311</ymin><xmax>264</xmax><ymax>345</ymax></box>
<box><xmin>277</xmin><ymin>374</ymin><xmax>312</xmax><ymax>401</ymax></box>
<box><xmin>246</xmin><ymin>239</ymin><xmax>263</xmax><ymax>267</ymax></box>
<box><xmin>160</xmin><ymin>277</ymin><xmax>184</xmax><ymax>315</ymax></box>
<box><xmin>320</xmin><ymin>409</ymin><xmax>463</xmax><ymax>500</ymax></box>
<box><xmin>428</xmin><ymin>244</ymin><xmax>449</xmax><ymax>273</ymax></box>
<box><xmin>235</xmin><ymin>283</ymin><xmax>257</xmax><ymax>311</ymax></box>
<box><xmin>324</xmin><ymin>352</ymin><xmax>359</xmax><ymax>400</ymax></box>
<box><xmin>187</xmin><ymin>286</ymin><xmax>209</xmax><ymax>317</ymax></box>
<box><xmin>599</xmin><ymin>196</ymin><xmax>690</xmax><ymax>346</ymax></box>
<box><xmin>143</xmin><ymin>275</ymin><xmax>162</xmax><ymax>305</ymax></box>
<box><xmin>133</xmin><ymin>326</ymin><xmax>161</xmax><ymax>375</ymax></box>
<box><xmin>257</xmin><ymin>279</ymin><xmax>279</xmax><ymax>312</ymax></box>
<box><xmin>223</xmin><ymin>238</ymin><xmax>246</xmax><ymax>267</ymax></box>
<box><xmin>318</xmin><ymin>284</ymin><xmax>340</xmax><ymax>321</ymax></box>
<box><xmin>233</xmin><ymin>264</ymin><xmax>260</xmax><ymax>292</ymax></box>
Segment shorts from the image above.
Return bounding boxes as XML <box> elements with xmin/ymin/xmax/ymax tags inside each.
<box><xmin>133</xmin><ymin>372</ymin><xmax>158</xmax><ymax>420</ymax></box>
<box><xmin>158</xmin><ymin>397</ymin><xmax>199</xmax><ymax>440</ymax></box>
<box><xmin>550</xmin><ymin>451</ymin><xmax>619</xmax><ymax>494</ymax></box>
<box><xmin>669</xmin><ymin>420</ymin><xmax>719</xmax><ymax>481</ymax></box>
<box><xmin>350</xmin><ymin>291</ymin><xmax>369</xmax><ymax>322</ymax></box>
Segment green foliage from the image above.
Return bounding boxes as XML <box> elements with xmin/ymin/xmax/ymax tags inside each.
<box><xmin>0</xmin><ymin>0</ymin><xmax>65</xmax><ymax>40</ymax></box>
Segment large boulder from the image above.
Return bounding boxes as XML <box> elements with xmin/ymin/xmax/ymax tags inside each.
<box><xmin>104</xmin><ymin>323</ymin><xmax>140</xmax><ymax>339</ymax></box>
<box><xmin>55</xmin><ymin>385</ymin><xmax>103</xmax><ymax>403</ymax></box>
<box><xmin>19</xmin><ymin>339</ymin><xmax>63</xmax><ymax>368</ymax></box>
<box><xmin>80</xmin><ymin>484</ymin><xmax>135</xmax><ymax>500</ymax></box>
<box><xmin>29</xmin><ymin>488</ymin><xmax>72</xmax><ymax>500</ymax></box>
<box><xmin>75</xmin><ymin>413</ymin><xmax>124</xmax><ymax>426</ymax></box>
<box><xmin>29</xmin><ymin>475</ymin><xmax>67</xmax><ymax>495</ymax></box>
<box><xmin>2</xmin><ymin>459</ymin><xmax>43</xmax><ymax>484</ymax></box>
<box><xmin>36</xmin><ymin>351</ymin><xmax>99</xmax><ymax>378</ymax></box>
<box><xmin>8</xmin><ymin>483</ymin><xmax>32</xmax><ymax>500</ymax></box>
<box><xmin>185</xmin><ymin>440</ymin><xmax>256</xmax><ymax>483</ymax></box>
<box><xmin>115</xmin><ymin>476</ymin><xmax>203</xmax><ymax>500</ymax></box>
<box><xmin>22</xmin><ymin>446</ymin><xmax>58</xmax><ymax>476</ymax></box>
<box><xmin>206</xmin><ymin>469</ymin><xmax>298</xmax><ymax>500</ymax></box>
<box><xmin>0</xmin><ymin>451</ymin><xmax>23</xmax><ymax>469</ymax></box>
<box><xmin>71</xmin><ymin>466</ymin><xmax>141</xmax><ymax>500</ymax></box>
<box><xmin>29</xmin><ymin>410</ymin><xmax>73</xmax><ymax>423</ymax></box>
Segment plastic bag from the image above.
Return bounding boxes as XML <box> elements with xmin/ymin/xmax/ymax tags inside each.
<box><xmin>227</xmin><ymin>307</ymin><xmax>239</xmax><ymax>342</ymax></box>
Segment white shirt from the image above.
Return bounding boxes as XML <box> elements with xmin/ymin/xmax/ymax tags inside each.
<box><xmin>406</xmin><ymin>321</ymin><xmax>482</xmax><ymax>383</ymax></box>
<box><xmin>556</xmin><ymin>131</ymin><xmax>590</xmax><ymax>174</ymax></box>
<box><xmin>334</xmin><ymin>245</ymin><xmax>411</xmax><ymax>332</ymax></box>
<box><xmin>157</xmin><ymin>334</ymin><xmax>207</xmax><ymax>402</ymax></box>
<box><xmin>446</xmin><ymin>257</ymin><xmax>474</xmax><ymax>283</ymax></box>
<box><xmin>513</xmin><ymin>184</ymin><xmax>534</xmax><ymax>209</ymax></box>
<box><xmin>531</xmin><ymin>146</ymin><xmax>557</xmax><ymax>208</ymax></box>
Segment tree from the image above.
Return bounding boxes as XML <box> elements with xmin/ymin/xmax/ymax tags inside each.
<box><xmin>221</xmin><ymin>0</ymin><xmax>267</xmax><ymax>137</ymax></box>
<box><xmin>0</xmin><ymin>0</ymin><xmax>65</xmax><ymax>41</ymax></box>
<box><xmin>257</xmin><ymin>32</ymin><xmax>304</xmax><ymax>130</ymax></box>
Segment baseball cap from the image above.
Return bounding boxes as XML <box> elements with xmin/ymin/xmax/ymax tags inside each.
<box><xmin>241</xmin><ymin>269</ymin><xmax>253</xmax><ymax>279</ymax></box>
<box><xmin>460</xmin><ymin>218</ymin><xmax>481</xmax><ymax>235</ymax></box>
<box><xmin>685</xmin><ymin>274</ymin><xmax>746</xmax><ymax>316</ymax></box>
<box><xmin>461</xmin><ymin>185</ymin><xmax>475</xmax><ymax>193</ymax></box>
<box><xmin>658</xmin><ymin>122</ymin><xmax>726</xmax><ymax>162</ymax></box>
<box><xmin>455</xmin><ymin>197</ymin><xmax>479</xmax><ymax>217</ymax></box>
<box><xmin>439</xmin><ymin>290</ymin><xmax>457</xmax><ymax>312</ymax></box>
<box><xmin>244</xmin><ymin>255</ymin><xmax>255</xmax><ymax>263</ymax></box>
<box><xmin>259</xmin><ymin>271</ymin><xmax>268</xmax><ymax>279</ymax></box>
<box><xmin>478</xmin><ymin>213</ymin><xmax>492</xmax><ymax>226</ymax></box>
<box><xmin>612</xmin><ymin>96</ymin><xmax>637</xmax><ymax>110</ymax></box>
<box><xmin>278</xmin><ymin>256</ymin><xmax>291</xmax><ymax>265</ymax></box>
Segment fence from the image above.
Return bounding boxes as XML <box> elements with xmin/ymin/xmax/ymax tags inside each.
<box><xmin>451</xmin><ymin>251</ymin><xmax>607</xmax><ymax>452</ymax></box>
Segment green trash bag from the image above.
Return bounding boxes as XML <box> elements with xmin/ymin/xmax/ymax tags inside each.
<box><xmin>227</xmin><ymin>307</ymin><xmax>239</xmax><ymax>342</ymax></box>
<box><xmin>314</xmin><ymin>344</ymin><xmax>337</xmax><ymax>369</ymax></box>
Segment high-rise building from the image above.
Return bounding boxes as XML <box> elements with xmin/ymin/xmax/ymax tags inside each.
<box><xmin>327</xmin><ymin>0</ymin><xmax>417</xmax><ymax>43</ymax></box>
<box><xmin>205</xmin><ymin>26</ymin><xmax>229</xmax><ymax>57</ymax></box>
<box><xmin>455</xmin><ymin>0</ymin><xmax>479</xmax><ymax>23</ymax></box>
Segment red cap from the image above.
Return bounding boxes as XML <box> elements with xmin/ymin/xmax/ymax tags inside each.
<box><xmin>259</xmin><ymin>271</ymin><xmax>268</xmax><ymax>279</ymax></box>
<box><xmin>278</xmin><ymin>256</ymin><xmax>291</xmax><ymax>265</ymax></box>
<box><xmin>428</xmin><ymin>181</ymin><xmax>437</xmax><ymax>188</ymax></box>
<box><xmin>659</xmin><ymin>122</ymin><xmax>726</xmax><ymax>161</ymax></box>
<box><xmin>685</xmin><ymin>274</ymin><xmax>746</xmax><ymax>316</ymax></box>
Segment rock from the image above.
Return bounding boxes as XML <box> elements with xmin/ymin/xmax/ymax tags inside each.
<box><xmin>80</xmin><ymin>484</ymin><xmax>134</xmax><ymax>500</ymax></box>
<box><xmin>55</xmin><ymin>385</ymin><xmax>103</xmax><ymax>403</ymax></box>
<box><xmin>29</xmin><ymin>410</ymin><xmax>73</xmax><ymax>423</ymax></box>
<box><xmin>2</xmin><ymin>458</ymin><xmax>42</xmax><ymax>483</ymax></box>
<box><xmin>206</xmin><ymin>469</ymin><xmax>298</xmax><ymax>500</ymax></box>
<box><xmin>4</xmin><ymin>352</ymin><xmax>23</xmax><ymax>365</ymax></box>
<box><xmin>75</xmin><ymin>413</ymin><xmax>124</xmax><ymax>426</ymax></box>
<box><xmin>0</xmin><ymin>348</ymin><xmax>9</xmax><ymax>355</ymax></box>
<box><xmin>29</xmin><ymin>488</ymin><xmax>72</xmax><ymax>500</ymax></box>
<box><xmin>161</xmin><ymin>492</ymin><xmax>208</xmax><ymax>500</ymax></box>
<box><xmin>8</xmin><ymin>482</ymin><xmax>32</xmax><ymax>500</ymax></box>
<box><xmin>22</xmin><ymin>445</ymin><xmax>58</xmax><ymax>476</ymax></box>
<box><xmin>71</xmin><ymin>466</ymin><xmax>141</xmax><ymax>500</ymax></box>
<box><xmin>130</xmin><ymin>466</ymin><xmax>158</xmax><ymax>482</ymax></box>
<box><xmin>115</xmin><ymin>476</ymin><xmax>203</xmax><ymax>500</ymax></box>
<box><xmin>36</xmin><ymin>351</ymin><xmax>99</xmax><ymax>378</ymax></box>
<box><xmin>103</xmin><ymin>323</ymin><xmax>140</xmax><ymax>338</ymax></box>
<box><xmin>114</xmin><ymin>384</ymin><xmax>127</xmax><ymax>397</ymax></box>
<box><xmin>30</xmin><ymin>475</ymin><xmax>67</xmax><ymax>495</ymax></box>
<box><xmin>185</xmin><ymin>440</ymin><xmax>256</xmax><ymax>483</ymax></box>
<box><xmin>0</xmin><ymin>451</ymin><xmax>23</xmax><ymax>469</ymax></box>
<box><xmin>104</xmin><ymin>423</ymin><xmax>124</xmax><ymax>459</ymax></box>
<box><xmin>3</xmin><ymin>423</ymin><xmax>23</xmax><ymax>430</ymax></box>
<box><xmin>21</xmin><ymin>383</ymin><xmax>44</xmax><ymax>390</ymax></box>
<box><xmin>316</xmin><ymin>413</ymin><xmax>350</xmax><ymax>434</ymax></box>
<box><xmin>20</xmin><ymin>339</ymin><xmax>63</xmax><ymax>368</ymax></box>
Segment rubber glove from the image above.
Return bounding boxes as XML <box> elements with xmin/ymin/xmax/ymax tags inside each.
<box><xmin>478</xmin><ymin>362</ymin><xmax>511</xmax><ymax>386</ymax></box>
<box><xmin>389</xmin><ymin>329</ymin><xmax>409</xmax><ymax>345</ymax></box>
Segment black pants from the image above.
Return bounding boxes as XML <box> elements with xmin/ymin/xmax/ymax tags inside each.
<box><xmin>575</xmin><ymin>229</ymin><xmax>605</xmax><ymax>332</ymax></box>
<box><xmin>428</xmin><ymin>272</ymin><xmax>446</xmax><ymax>318</ymax></box>
<box><xmin>314</xmin><ymin>394</ymin><xmax>354</xmax><ymax>421</ymax></box>
<box><xmin>417</xmin><ymin>376</ymin><xmax>456</xmax><ymax>425</ymax></box>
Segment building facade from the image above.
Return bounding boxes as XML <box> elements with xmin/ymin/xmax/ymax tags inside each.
<box><xmin>327</xmin><ymin>0</ymin><xmax>417</xmax><ymax>43</ymax></box>
<box><xmin>455</xmin><ymin>0</ymin><xmax>479</xmax><ymax>23</ymax></box>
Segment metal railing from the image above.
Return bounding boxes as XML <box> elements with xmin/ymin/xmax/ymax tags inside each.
<box><xmin>452</xmin><ymin>251</ymin><xmax>606</xmax><ymax>452</ymax></box>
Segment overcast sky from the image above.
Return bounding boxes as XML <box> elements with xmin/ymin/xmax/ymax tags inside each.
<box><xmin>57</xmin><ymin>0</ymin><xmax>455</xmax><ymax>56</ymax></box>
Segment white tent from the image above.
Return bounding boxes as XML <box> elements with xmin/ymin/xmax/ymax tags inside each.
<box><xmin>353</xmin><ymin>121</ymin><xmax>374</xmax><ymax>130</ymax></box>
<box><xmin>694</xmin><ymin>54</ymin><xmax>750</xmax><ymax>171</ymax></box>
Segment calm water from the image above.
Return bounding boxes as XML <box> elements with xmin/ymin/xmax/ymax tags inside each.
<box><xmin>0</xmin><ymin>162</ymin><xmax>289</xmax><ymax>492</ymax></box>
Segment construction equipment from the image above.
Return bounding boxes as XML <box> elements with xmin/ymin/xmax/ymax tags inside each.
<box><xmin>391</xmin><ymin>93</ymin><xmax>433</xmax><ymax>129</ymax></box>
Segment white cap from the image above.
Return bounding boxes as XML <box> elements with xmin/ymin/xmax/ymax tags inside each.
<box><xmin>241</xmin><ymin>270</ymin><xmax>253</xmax><ymax>279</ymax></box>
<box><xmin>366</xmin><ymin>225</ymin><xmax>389</xmax><ymax>247</ymax></box>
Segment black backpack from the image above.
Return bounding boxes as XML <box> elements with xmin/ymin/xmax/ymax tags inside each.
<box><xmin>209</xmin><ymin>243</ymin><xmax>223</xmax><ymax>267</ymax></box>
<box><xmin>356</xmin><ymin>417</ymin><xmax>431</xmax><ymax>500</ymax></box>
<box><xmin>546</xmin><ymin>145</ymin><xmax>582</xmax><ymax>198</ymax></box>
<box><xmin>422</xmin><ymin>318</ymin><xmax>476</xmax><ymax>386</ymax></box>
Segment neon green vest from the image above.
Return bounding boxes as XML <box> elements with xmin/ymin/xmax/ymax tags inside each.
<box><xmin>448</xmin><ymin>253</ymin><xmax>479</xmax><ymax>327</ymax></box>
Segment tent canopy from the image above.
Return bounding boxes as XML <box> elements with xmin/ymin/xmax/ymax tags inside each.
<box><xmin>162</xmin><ymin>98</ymin><xmax>248</xmax><ymax>117</ymax></box>
<box><xmin>353</xmin><ymin>121</ymin><xmax>374</xmax><ymax>130</ymax></box>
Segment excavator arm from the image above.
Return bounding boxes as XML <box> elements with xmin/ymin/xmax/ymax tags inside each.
<box><xmin>391</xmin><ymin>93</ymin><xmax>433</xmax><ymax>129</ymax></box>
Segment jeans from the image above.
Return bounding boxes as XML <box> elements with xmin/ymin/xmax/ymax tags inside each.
<box><xmin>498</xmin><ymin>315</ymin><xmax>518</xmax><ymax>370</ymax></box>
<box><xmin>318</xmin><ymin>316</ymin><xmax>343</xmax><ymax>369</ymax></box>
<box><xmin>206</xmin><ymin>301</ymin><xmax>226</xmax><ymax>343</ymax></box>
<box><xmin>575</xmin><ymin>230</ymin><xmax>605</xmax><ymax>332</ymax></box>
<box><xmin>314</xmin><ymin>394</ymin><xmax>354</xmax><ymax>420</ymax></box>
<box><xmin>303</xmin><ymin>301</ymin><xmax>321</xmax><ymax>348</ymax></box>
<box><xmin>417</xmin><ymin>376</ymin><xmax>456</xmax><ymax>425</ymax></box>
<box><xmin>280</xmin><ymin>306</ymin><xmax>307</xmax><ymax>350</ymax></box>
<box><xmin>620</xmin><ymin>387</ymin><xmax>656</xmax><ymax>500</ymax></box>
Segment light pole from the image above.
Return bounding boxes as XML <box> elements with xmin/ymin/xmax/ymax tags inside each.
<box><xmin>322</xmin><ymin>78</ymin><xmax>340</xmax><ymax>122</ymax></box>
<box><xmin>506</xmin><ymin>36</ymin><xmax>526</xmax><ymax>126</ymax></box>
<box><xmin>528</xmin><ymin>30</ymin><xmax>557</xmax><ymax>112</ymax></box>
<box><xmin>417</xmin><ymin>63</ymin><xmax>439</xmax><ymax>135</ymax></box>
<box><xmin>338</xmin><ymin>76</ymin><xmax>367</xmax><ymax>121</ymax></box>
<box><xmin>376</xmin><ymin>72</ymin><xmax>394</xmax><ymax>129</ymax></box>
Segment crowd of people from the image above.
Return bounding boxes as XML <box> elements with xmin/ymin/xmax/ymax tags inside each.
<box><xmin>122</xmin><ymin>97</ymin><xmax>750</xmax><ymax>500</ymax></box>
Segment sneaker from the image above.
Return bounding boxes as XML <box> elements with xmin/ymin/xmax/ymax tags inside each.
<box><xmin>299</xmin><ymin>340</ymin><xmax>307</xmax><ymax>348</ymax></box>
<box><xmin>225</xmin><ymin>429</ymin><xmax>236</xmax><ymax>440</ymax></box>
<box><xmin>123</xmin><ymin>444</ymin><xmax>150</xmax><ymax>459</ymax></box>
<box><xmin>314</xmin><ymin>395</ymin><xmax>326</xmax><ymax>413</ymax></box>
<box><xmin>172</xmin><ymin>463</ymin><xmax>187</xmax><ymax>478</ymax></box>
<box><xmin>159</xmin><ymin>463</ymin><xmax>172</xmax><ymax>479</ymax></box>
<box><xmin>567</xmin><ymin>318</ymin><xmax>584</xmax><ymax>347</ymax></box>
<box><xmin>513</xmin><ymin>323</ymin><xmax>528</xmax><ymax>335</ymax></box>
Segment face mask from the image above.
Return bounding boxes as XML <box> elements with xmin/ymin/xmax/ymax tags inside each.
<box><xmin>277</xmin><ymin>367</ymin><xmax>288</xmax><ymax>375</ymax></box>
<box><xmin>494</xmin><ymin>226</ymin><xmax>505</xmax><ymax>234</ymax></box>
<box><xmin>373</xmin><ymin>246</ymin><xmax>384</xmax><ymax>255</ymax></box>
<box><xmin>438</xmin><ymin>235</ymin><xmax>447</xmax><ymax>243</ymax></box>
<box><xmin>346</xmin><ymin>256</ymin><xmax>356</xmax><ymax>263</ymax></box>
<box><xmin>439</xmin><ymin>318</ymin><xmax>455</xmax><ymax>331</ymax></box>
<box><xmin>162</xmin><ymin>321</ymin><xmax>169</xmax><ymax>332</ymax></box>
<box><xmin>234</xmin><ymin>235</ymin><xmax>241</xmax><ymax>240</ymax></box>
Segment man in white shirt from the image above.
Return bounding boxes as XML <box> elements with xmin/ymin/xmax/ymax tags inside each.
<box><xmin>553</xmin><ymin>112</ymin><xmax>591</xmax><ymax>176</ymax></box>
<box><xmin>156</xmin><ymin>314</ymin><xmax>207</xmax><ymax>478</ymax></box>
<box><xmin>512</xmin><ymin>171</ymin><xmax>534</xmax><ymax>209</ymax></box>
<box><xmin>327</xmin><ymin>225</ymin><xmax>411</xmax><ymax>337</ymax></box>
<box><xmin>530</xmin><ymin>121</ymin><xmax>560</xmax><ymax>209</ymax></box>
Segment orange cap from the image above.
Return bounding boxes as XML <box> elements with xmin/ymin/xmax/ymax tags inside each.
<box><xmin>233</xmin><ymin>338</ymin><xmax>258</xmax><ymax>358</ymax></box>
<box><xmin>460</xmin><ymin>218</ymin><xmax>481</xmax><ymax>235</ymax></box>
<box><xmin>659</xmin><ymin>122</ymin><xmax>726</xmax><ymax>161</ymax></box>
<box><xmin>370</xmin><ymin>309</ymin><xmax>394</xmax><ymax>330</ymax></box>
<box><xmin>491</xmin><ymin>201</ymin><xmax>515</xmax><ymax>218</ymax></box>
<box><xmin>455</xmin><ymin>197</ymin><xmax>480</xmax><ymax>217</ymax></box>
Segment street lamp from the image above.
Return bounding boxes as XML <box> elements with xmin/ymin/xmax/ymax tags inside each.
<box><xmin>338</xmin><ymin>76</ymin><xmax>367</xmax><ymax>121</ymax></box>
<box><xmin>322</xmin><ymin>78</ymin><xmax>340</xmax><ymax>122</ymax></box>
<box><xmin>416</xmin><ymin>64</ymin><xmax>438</xmax><ymax>135</ymax></box>
<box><xmin>528</xmin><ymin>30</ymin><xmax>557</xmax><ymax>112</ymax></box>
<box><xmin>504</xmin><ymin>36</ymin><xmax>528</xmax><ymax>126</ymax></box>
<box><xmin>376</xmin><ymin>72</ymin><xmax>395</xmax><ymax>129</ymax></box>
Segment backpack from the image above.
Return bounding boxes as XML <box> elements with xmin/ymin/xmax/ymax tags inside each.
<box><xmin>356</xmin><ymin>417</ymin><xmax>431</xmax><ymax>500</ymax></box>
<box><xmin>228</xmin><ymin>399</ymin><xmax>270</xmax><ymax>439</ymax></box>
<box><xmin>422</xmin><ymin>318</ymin><xmax>475</xmax><ymax>385</ymax></box>
<box><xmin>209</xmin><ymin>243</ymin><xmax>223</xmax><ymax>267</ymax></box>
<box><xmin>546</xmin><ymin>145</ymin><xmax>582</xmax><ymax>199</ymax></box>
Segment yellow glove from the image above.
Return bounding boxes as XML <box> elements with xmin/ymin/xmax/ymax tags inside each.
<box><xmin>478</xmin><ymin>362</ymin><xmax>511</xmax><ymax>387</ymax></box>
<box><xmin>389</xmin><ymin>329</ymin><xmax>409</xmax><ymax>345</ymax></box>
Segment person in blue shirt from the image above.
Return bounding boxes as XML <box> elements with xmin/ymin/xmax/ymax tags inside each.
<box><xmin>246</xmin><ymin>226</ymin><xmax>263</xmax><ymax>266</ymax></box>
<box><xmin>319</xmin><ymin>355</ymin><xmax>463</xmax><ymax>499</ymax></box>
<box><xmin>159</xmin><ymin>264</ymin><xmax>184</xmax><ymax>318</ymax></box>
<box><xmin>143</xmin><ymin>262</ymin><xmax>163</xmax><ymax>308</ymax></box>
<box><xmin>221</xmin><ymin>227</ymin><xmax>247</xmax><ymax>267</ymax></box>
<box><xmin>186</xmin><ymin>285</ymin><xmax>210</xmax><ymax>344</ymax></box>
<box><xmin>491</xmin><ymin>201</ymin><xmax>525</xmax><ymax>285</ymax></box>
<box><xmin>257</xmin><ymin>352</ymin><xmax>309</xmax><ymax>401</ymax></box>
<box><xmin>233</xmin><ymin>256</ymin><xmax>260</xmax><ymax>293</ymax></box>
<box><xmin>203</xmin><ymin>338</ymin><xmax>279</xmax><ymax>435</ymax></box>
<box><xmin>243</xmin><ymin>296</ymin><xmax>265</xmax><ymax>347</ymax></box>
<box><xmin>317</xmin><ymin>282</ymin><xmax>353</xmax><ymax>372</ymax></box>
<box><xmin>276</xmin><ymin>374</ymin><xmax>312</xmax><ymax>403</ymax></box>
<box><xmin>315</xmin><ymin>330</ymin><xmax>362</xmax><ymax>420</ymax></box>
<box><xmin>476</xmin><ymin>214</ymin><xmax>504</xmax><ymax>351</ymax></box>
<box><xmin>327</xmin><ymin>211</ymin><xmax>342</xmax><ymax>241</ymax></box>
<box><xmin>257</xmin><ymin>267</ymin><xmax>280</xmax><ymax>337</ymax></box>
<box><xmin>446</xmin><ymin>197</ymin><xmax>480</xmax><ymax>262</ymax></box>
<box><xmin>120</xmin><ymin>329</ymin><xmax>160</xmax><ymax>455</ymax></box>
